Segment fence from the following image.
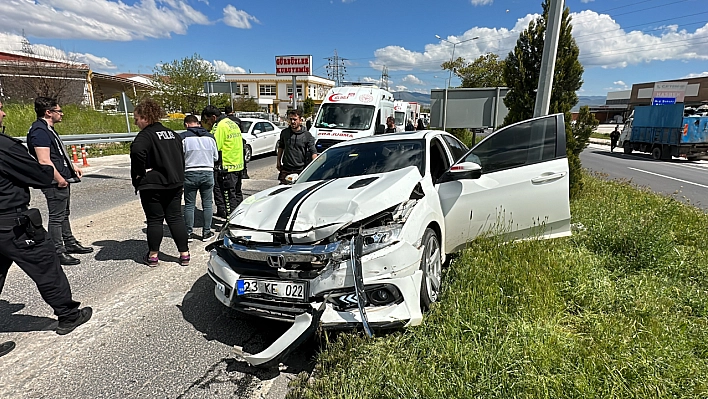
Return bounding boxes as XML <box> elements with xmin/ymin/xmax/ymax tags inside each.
<box><xmin>15</xmin><ymin>132</ymin><xmax>138</xmax><ymax>146</ymax></box>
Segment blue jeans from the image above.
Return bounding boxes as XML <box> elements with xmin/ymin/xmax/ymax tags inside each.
<box><xmin>183</xmin><ymin>171</ymin><xmax>214</xmax><ymax>236</ymax></box>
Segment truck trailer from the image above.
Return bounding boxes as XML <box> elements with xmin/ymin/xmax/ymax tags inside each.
<box><xmin>619</xmin><ymin>104</ymin><xmax>708</xmax><ymax>161</ymax></box>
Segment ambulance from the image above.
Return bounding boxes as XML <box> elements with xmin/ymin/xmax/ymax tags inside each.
<box><xmin>393</xmin><ymin>100</ymin><xmax>411</xmax><ymax>131</ymax></box>
<box><xmin>312</xmin><ymin>84</ymin><xmax>395</xmax><ymax>152</ymax></box>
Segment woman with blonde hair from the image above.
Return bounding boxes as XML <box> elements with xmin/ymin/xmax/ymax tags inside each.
<box><xmin>130</xmin><ymin>99</ymin><xmax>189</xmax><ymax>267</ymax></box>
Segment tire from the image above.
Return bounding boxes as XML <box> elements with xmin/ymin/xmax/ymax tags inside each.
<box><xmin>419</xmin><ymin>228</ymin><xmax>442</xmax><ymax>311</ymax></box>
<box><xmin>623</xmin><ymin>142</ymin><xmax>632</xmax><ymax>154</ymax></box>
<box><xmin>652</xmin><ymin>147</ymin><xmax>661</xmax><ymax>160</ymax></box>
<box><xmin>244</xmin><ymin>145</ymin><xmax>252</xmax><ymax>163</ymax></box>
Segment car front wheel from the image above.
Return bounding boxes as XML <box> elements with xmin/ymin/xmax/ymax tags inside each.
<box><xmin>244</xmin><ymin>144</ymin><xmax>252</xmax><ymax>163</ymax></box>
<box><xmin>420</xmin><ymin>227</ymin><xmax>442</xmax><ymax>311</ymax></box>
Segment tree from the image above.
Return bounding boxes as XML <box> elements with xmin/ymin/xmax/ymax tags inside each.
<box><xmin>152</xmin><ymin>53</ymin><xmax>217</xmax><ymax>114</ymax></box>
<box><xmin>502</xmin><ymin>0</ymin><xmax>585</xmax><ymax>197</ymax></box>
<box><xmin>233</xmin><ymin>95</ymin><xmax>260</xmax><ymax>112</ymax></box>
<box><xmin>569</xmin><ymin>106</ymin><xmax>598</xmax><ymax>197</ymax></box>
<box><xmin>441</xmin><ymin>53</ymin><xmax>506</xmax><ymax>88</ymax></box>
<box><xmin>302</xmin><ymin>97</ymin><xmax>315</xmax><ymax>119</ymax></box>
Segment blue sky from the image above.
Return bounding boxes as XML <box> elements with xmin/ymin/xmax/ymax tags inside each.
<box><xmin>1</xmin><ymin>0</ymin><xmax>707</xmax><ymax>97</ymax></box>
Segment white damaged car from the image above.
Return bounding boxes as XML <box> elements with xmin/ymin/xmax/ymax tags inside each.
<box><xmin>206</xmin><ymin>113</ymin><xmax>571</xmax><ymax>367</ymax></box>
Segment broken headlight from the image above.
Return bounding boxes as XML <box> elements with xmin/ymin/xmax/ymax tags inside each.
<box><xmin>332</xmin><ymin>224</ymin><xmax>403</xmax><ymax>262</ymax></box>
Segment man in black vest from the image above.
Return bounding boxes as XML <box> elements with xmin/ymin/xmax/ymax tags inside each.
<box><xmin>0</xmin><ymin>99</ymin><xmax>92</xmax><ymax>336</ymax></box>
<box><xmin>27</xmin><ymin>97</ymin><xmax>93</xmax><ymax>265</ymax></box>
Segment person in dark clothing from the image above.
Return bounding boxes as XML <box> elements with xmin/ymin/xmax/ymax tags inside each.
<box><xmin>0</xmin><ymin>100</ymin><xmax>92</xmax><ymax>335</ymax></box>
<box><xmin>416</xmin><ymin>118</ymin><xmax>425</xmax><ymax>130</ymax></box>
<box><xmin>26</xmin><ymin>97</ymin><xmax>93</xmax><ymax>266</ymax></box>
<box><xmin>405</xmin><ymin>118</ymin><xmax>415</xmax><ymax>132</ymax></box>
<box><xmin>277</xmin><ymin>109</ymin><xmax>317</xmax><ymax>184</ymax></box>
<box><xmin>384</xmin><ymin>116</ymin><xmax>397</xmax><ymax>133</ymax></box>
<box><xmin>610</xmin><ymin>125</ymin><xmax>621</xmax><ymax>153</ymax></box>
<box><xmin>130</xmin><ymin>99</ymin><xmax>190</xmax><ymax>267</ymax></box>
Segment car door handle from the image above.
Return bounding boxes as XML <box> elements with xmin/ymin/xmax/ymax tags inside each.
<box><xmin>531</xmin><ymin>172</ymin><xmax>567</xmax><ymax>184</ymax></box>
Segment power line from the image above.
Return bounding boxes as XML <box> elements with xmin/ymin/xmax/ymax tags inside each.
<box><xmin>324</xmin><ymin>50</ymin><xmax>347</xmax><ymax>87</ymax></box>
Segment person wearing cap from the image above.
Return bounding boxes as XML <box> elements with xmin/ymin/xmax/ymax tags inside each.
<box><xmin>0</xmin><ymin>99</ymin><xmax>92</xmax><ymax>336</ymax></box>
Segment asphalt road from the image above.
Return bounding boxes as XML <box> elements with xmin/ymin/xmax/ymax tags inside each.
<box><xmin>0</xmin><ymin>152</ymin><xmax>317</xmax><ymax>399</ymax></box>
<box><xmin>581</xmin><ymin>143</ymin><xmax>708</xmax><ymax>210</ymax></box>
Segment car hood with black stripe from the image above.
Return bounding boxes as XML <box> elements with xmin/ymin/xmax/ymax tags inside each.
<box><xmin>228</xmin><ymin>166</ymin><xmax>423</xmax><ymax>243</ymax></box>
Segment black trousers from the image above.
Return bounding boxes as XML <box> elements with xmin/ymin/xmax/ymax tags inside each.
<box><xmin>213</xmin><ymin>171</ymin><xmax>243</xmax><ymax>216</ymax></box>
<box><xmin>0</xmin><ymin>215</ymin><xmax>80</xmax><ymax>321</ymax></box>
<box><xmin>41</xmin><ymin>186</ymin><xmax>78</xmax><ymax>254</ymax></box>
<box><xmin>139</xmin><ymin>187</ymin><xmax>189</xmax><ymax>253</ymax></box>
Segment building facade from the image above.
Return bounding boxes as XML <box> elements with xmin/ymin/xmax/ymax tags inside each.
<box><xmin>222</xmin><ymin>73</ymin><xmax>335</xmax><ymax>116</ymax></box>
<box><xmin>629</xmin><ymin>76</ymin><xmax>708</xmax><ymax>108</ymax></box>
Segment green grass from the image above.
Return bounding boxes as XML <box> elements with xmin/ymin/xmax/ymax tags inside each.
<box><xmin>2</xmin><ymin>103</ymin><xmax>185</xmax><ymax>156</ymax></box>
<box><xmin>288</xmin><ymin>172</ymin><xmax>708</xmax><ymax>399</ymax></box>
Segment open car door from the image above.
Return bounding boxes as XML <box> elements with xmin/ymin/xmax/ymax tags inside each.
<box><xmin>437</xmin><ymin>114</ymin><xmax>571</xmax><ymax>253</ymax></box>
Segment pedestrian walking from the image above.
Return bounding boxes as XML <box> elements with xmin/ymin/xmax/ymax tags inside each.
<box><xmin>610</xmin><ymin>125</ymin><xmax>620</xmax><ymax>153</ymax></box>
<box><xmin>130</xmin><ymin>99</ymin><xmax>190</xmax><ymax>267</ymax></box>
<box><xmin>181</xmin><ymin>115</ymin><xmax>218</xmax><ymax>242</ymax></box>
<box><xmin>201</xmin><ymin>105</ymin><xmax>244</xmax><ymax>218</ymax></box>
<box><xmin>276</xmin><ymin>109</ymin><xmax>317</xmax><ymax>184</ymax></box>
<box><xmin>26</xmin><ymin>97</ymin><xmax>93</xmax><ymax>266</ymax></box>
<box><xmin>0</xmin><ymin>99</ymin><xmax>92</xmax><ymax>335</ymax></box>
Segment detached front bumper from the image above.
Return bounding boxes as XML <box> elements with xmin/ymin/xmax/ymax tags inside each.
<box><xmin>206</xmin><ymin>240</ymin><xmax>424</xmax><ymax>329</ymax></box>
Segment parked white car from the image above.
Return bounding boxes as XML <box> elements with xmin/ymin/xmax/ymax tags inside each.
<box><xmin>239</xmin><ymin>118</ymin><xmax>281</xmax><ymax>162</ymax></box>
<box><xmin>206</xmin><ymin>113</ymin><xmax>571</xmax><ymax>367</ymax></box>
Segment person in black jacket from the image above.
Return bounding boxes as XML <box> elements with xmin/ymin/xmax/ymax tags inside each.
<box><xmin>0</xmin><ymin>100</ymin><xmax>92</xmax><ymax>336</ymax></box>
<box><xmin>26</xmin><ymin>97</ymin><xmax>93</xmax><ymax>266</ymax></box>
<box><xmin>130</xmin><ymin>99</ymin><xmax>189</xmax><ymax>267</ymax></box>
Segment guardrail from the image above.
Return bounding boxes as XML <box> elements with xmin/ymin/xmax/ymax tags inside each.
<box><xmin>15</xmin><ymin>132</ymin><xmax>139</xmax><ymax>146</ymax></box>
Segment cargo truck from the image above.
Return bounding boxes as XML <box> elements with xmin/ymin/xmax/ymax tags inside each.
<box><xmin>618</xmin><ymin>104</ymin><xmax>708</xmax><ymax>161</ymax></box>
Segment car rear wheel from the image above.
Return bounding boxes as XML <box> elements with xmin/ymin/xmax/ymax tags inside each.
<box><xmin>420</xmin><ymin>228</ymin><xmax>442</xmax><ymax>311</ymax></box>
<box><xmin>244</xmin><ymin>145</ymin><xmax>252</xmax><ymax>163</ymax></box>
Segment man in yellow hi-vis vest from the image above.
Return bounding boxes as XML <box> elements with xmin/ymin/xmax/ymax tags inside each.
<box><xmin>201</xmin><ymin>105</ymin><xmax>244</xmax><ymax>218</ymax></box>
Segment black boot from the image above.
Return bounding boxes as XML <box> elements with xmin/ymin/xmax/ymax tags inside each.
<box><xmin>58</xmin><ymin>253</ymin><xmax>81</xmax><ymax>266</ymax></box>
<box><xmin>0</xmin><ymin>341</ymin><xmax>15</xmax><ymax>357</ymax></box>
<box><xmin>65</xmin><ymin>242</ymin><xmax>94</xmax><ymax>254</ymax></box>
<box><xmin>56</xmin><ymin>307</ymin><xmax>92</xmax><ymax>335</ymax></box>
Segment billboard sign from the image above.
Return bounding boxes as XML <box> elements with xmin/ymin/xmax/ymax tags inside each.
<box><xmin>275</xmin><ymin>55</ymin><xmax>312</xmax><ymax>76</ymax></box>
<box><xmin>652</xmin><ymin>97</ymin><xmax>676</xmax><ymax>106</ymax></box>
<box><xmin>652</xmin><ymin>81</ymin><xmax>687</xmax><ymax>104</ymax></box>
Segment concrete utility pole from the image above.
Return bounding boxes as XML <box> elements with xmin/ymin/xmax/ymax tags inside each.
<box><xmin>533</xmin><ymin>0</ymin><xmax>564</xmax><ymax>118</ymax></box>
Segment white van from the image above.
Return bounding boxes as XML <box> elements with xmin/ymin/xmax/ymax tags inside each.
<box><xmin>394</xmin><ymin>100</ymin><xmax>411</xmax><ymax>131</ymax></box>
<box><xmin>312</xmin><ymin>84</ymin><xmax>395</xmax><ymax>152</ymax></box>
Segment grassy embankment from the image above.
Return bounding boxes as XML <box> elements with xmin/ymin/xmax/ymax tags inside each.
<box><xmin>289</xmin><ymin>172</ymin><xmax>708</xmax><ymax>399</ymax></box>
<box><xmin>2</xmin><ymin>103</ymin><xmax>184</xmax><ymax>156</ymax></box>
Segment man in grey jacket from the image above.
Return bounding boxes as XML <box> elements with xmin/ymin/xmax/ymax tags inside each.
<box><xmin>181</xmin><ymin>115</ymin><xmax>219</xmax><ymax>241</ymax></box>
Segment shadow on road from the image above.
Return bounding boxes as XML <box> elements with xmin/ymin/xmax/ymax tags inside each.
<box><xmin>0</xmin><ymin>299</ymin><xmax>56</xmax><ymax>333</ymax></box>
<box><xmin>92</xmin><ymin>238</ymin><xmax>180</xmax><ymax>265</ymax></box>
<box><xmin>178</xmin><ymin>274</ymin><xmax>317</xmax><ymax>377</ymax></box>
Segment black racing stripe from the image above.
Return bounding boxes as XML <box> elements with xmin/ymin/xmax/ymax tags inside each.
<box><xmin>287</xmin><ymin>179</ymin><xmax>337</xmax><ymax>242</ymax></box>
<box><xmin>274</xmin><ymin>180</ymin><xmax>333</xmax><ymax>232</ymax></box>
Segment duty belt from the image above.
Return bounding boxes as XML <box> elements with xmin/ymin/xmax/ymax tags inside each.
<box><xmin>0</xmin><ymin>205</ymin><xmax>29</xmax><ymax>226</ymax></box>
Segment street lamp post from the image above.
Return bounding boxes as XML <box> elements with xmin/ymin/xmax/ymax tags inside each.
<box><xmin>435</xmin><ymin>34</ymin><xmax>478</xmax><ymax>131</ymax></box>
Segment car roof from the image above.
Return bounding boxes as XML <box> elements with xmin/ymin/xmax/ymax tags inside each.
<box><xmin>330</xmin><ymin>130</ymin><xmax>446</xmax><ymax>147</ymax></box>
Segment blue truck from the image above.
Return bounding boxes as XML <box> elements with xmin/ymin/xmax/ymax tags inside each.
<box><xmin>618</xmin><ymin>104</ymin><xmax>708</xmax><ymax>160</ymax></box>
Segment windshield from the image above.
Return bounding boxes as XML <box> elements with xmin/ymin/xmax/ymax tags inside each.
<box><xmin>314</xmin><ymin>104</ymin><xmax>376</xmax><ymax>130</ymax></box>
<box><xmin>297</xmin><ymin>139</ymin><xmax>425</xmax><ymax>182</ymax></box>
<box><xmin>395</xmin><ymin>112</ymin><xmax>405</xmax><ymax>126</ymax></box>
<box><xmin>240</xmin><ymin>121</ymin><xmax>253</xmax><ymax>133</ymax></box>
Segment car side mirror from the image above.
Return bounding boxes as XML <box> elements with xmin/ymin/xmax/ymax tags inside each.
<box><xmin>253</xmin><ymin>129</ymin><xmax>262</xmax><ymax>135</ymax></box>
<box><xmin>437</xmin><ymin>161</ymin><xmax>482</xmax><ymax>183</ymax></box>
<box><xmin>284</xmin><ymin>173</ymin><xmax>299</xmax><ymax>184</ymax></box>
<box><xmin>375</xmin><ymin>124</ymin><xmax>385</xmax><ymax>135</ymax></box>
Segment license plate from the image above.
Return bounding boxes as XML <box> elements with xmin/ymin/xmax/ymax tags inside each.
<box><xmin>236</xmin><ymin>279</ymin><xmax>306</xmax><ymax>300</ymax></box>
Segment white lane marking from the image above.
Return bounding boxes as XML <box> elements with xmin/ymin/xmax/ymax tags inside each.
<box><xmin>627</xmin><ymin>167</ymin><xmax>708</xmax><ymax>189</ymax></box>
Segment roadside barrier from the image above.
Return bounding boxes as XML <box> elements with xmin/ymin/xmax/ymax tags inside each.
<box><xmin>80</xmin><ymin>144</ymin><xmax>90</xmax><ymax>167</ymax></box>
<box><xmin>71</xmin><ymin>145</ymin><xmax>79</xmax><ymax>163</ymax></box>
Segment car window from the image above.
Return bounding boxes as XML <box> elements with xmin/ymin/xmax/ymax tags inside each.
<box><xmin>314</xmin><ymin>104</ymin><xmax>375</xmax><ymax>130</ymax></box>
<box><xmin>241</xmin><ymin>121</ymin><xmax>253</xmax><ymax>133</ymax></box>
<box><xmin>297</xmin><ymin>139</ymin><xmax>425</xmax><ymax>182</ymax></box>
<box><xmin>429</xmin><ymin>138</ymin><xmax>451</xmax><ymax>182</ymax></box>
<box><xmin>264</xmin><ymin>122</ymin><xmax>275</xmax><ymax>132</ymax></box>
<box><xmin>464</xmin><ymin>117</ymin><xmax>557</xmax><ymax>173</ymax></box>
<box><xmin>254</xmin><ymin>122</ymin><xmax>266</xmax><ymax>132</ymax></box>
<box><xmin>442</xmin><ymin>135</ymin><xmax>469</xmax><ymax>162</ymax></box>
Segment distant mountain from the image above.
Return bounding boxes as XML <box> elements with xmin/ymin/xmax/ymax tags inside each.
<box><xmin>391</xmin><ymin>91</ymin><xmax>431</xmax><ymax>107</ymax></box>
<box><xmin>573</xmin><ymin>95</ymin><xmax>607</xmax><ymax>111</ymax></box>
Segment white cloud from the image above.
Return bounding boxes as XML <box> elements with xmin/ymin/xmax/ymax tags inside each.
<box><xmin>580</xmin><ymin>0</ymin><xmax>595</xmax><ymax>3</ymax></box>
<box><xmin>0</xmin><ymin>32</ymin><xmax>116</xmax><ymax>71</ymax></box>
<box><xmin>613</xmin><ymin>80</ymin><xmax>626</xmax><ymax>86</ymax></box>
<box><xmin>394</xmin><ymin>85</ymin><xmax>408</xmax><ymax>92</ymax></box>
<box><xmin>360</xmin><ymin>76</ymin><xmax>382</xmax><ymax>85</ymax></box>
<box><xmin>223</xmin><ymin>5</ymin><xmax>260</xmax><ymax>29</ymax></box>
<box><xmin>0</xmin><ymin>0</ymin><xmax>210</xmax><ymax>41</ymax></box>
<box><xmin>371</xmin><ymin>11</ymin><xmax>708</xmax><ymax>72</ymax></box>
<box><xmin>470</xmin><ymin>0</ymin><xmax>493</xmax><ymax>5</ymax></box>
<box><xmin>212</xmin><ymin>60</ymin><xmax>246</xmax><ymax>74</ymax></box>
<box><xmin>682</xmin><ymin>72</ymin><xmax>708</xmax><ymax>78</ymax></box>
<box><xmin>401</xmin><ymin>74</ymin><xmax>425</xmax><ymax>85</ymax></box>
